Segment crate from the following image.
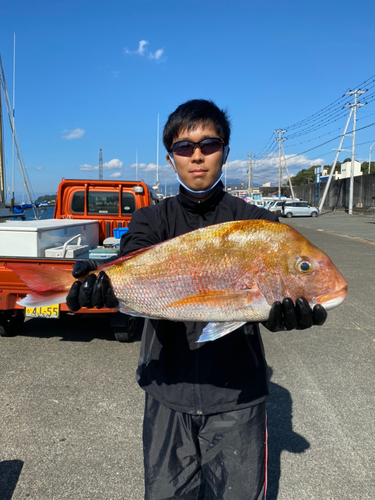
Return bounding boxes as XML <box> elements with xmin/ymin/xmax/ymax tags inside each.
<box><xmin>113</xmin><ymin>227</ymin><xmax>129</xmax><ymax>239</ymax></box>
<box><xmin>89</xmin><ymin>247</ymin><xmax>120</xmax><ymax>260</ymax></box>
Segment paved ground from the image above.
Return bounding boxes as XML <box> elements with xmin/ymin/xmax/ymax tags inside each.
<box><xmin>0</xmin><ymin>211</ymin><xmax>374</xmax><ymax>499</ymax></box>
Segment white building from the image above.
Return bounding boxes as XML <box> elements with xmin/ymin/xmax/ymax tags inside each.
<box><xmin>321</xmin><ymin>160</ymin><xmax>362</xmax><ymax>181</ymax></box>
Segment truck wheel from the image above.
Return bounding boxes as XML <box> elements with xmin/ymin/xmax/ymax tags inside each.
<box><xmin>0</xmin><ymin>311</ymin><xmax>25</xmax><ymax>337</ymax></box>
<box><xmin>113</xmin><ymin>316</ymin><xmax>137</xmax><ymax>343</ymax></box>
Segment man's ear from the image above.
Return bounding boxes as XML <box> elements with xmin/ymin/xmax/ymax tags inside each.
<box><xmin>166</xmin><ymin>153</ymin><xmax>176</xmax><ymax>170</ymax></box>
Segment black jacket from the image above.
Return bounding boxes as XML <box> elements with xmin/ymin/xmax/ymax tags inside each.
<box><xmin>120</xmin><ymin>183</ymin><xmax>279</xmax><ymax>415</ymax></box>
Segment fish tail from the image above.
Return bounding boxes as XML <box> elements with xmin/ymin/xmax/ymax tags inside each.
<box><xmin>7</xmin><ymin>263</ymin><xmax>75</xmax><ymax>308</ymax></box>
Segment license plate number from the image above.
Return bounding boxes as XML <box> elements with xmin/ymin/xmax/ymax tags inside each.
<box><xmin>25</xmin><ymin>305</ymin><xmax>60</xmax><ymax>318</ymax></box>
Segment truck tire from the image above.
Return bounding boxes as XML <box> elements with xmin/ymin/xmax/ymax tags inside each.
<box><xmin>113</xmin><ymin>316</ymin><xmax>137</xmax><ymax>342</ymax></box>
<box><xmin>0</xmin><ymin>311</ymin><xmax>25</xmax><ymax>337</ymax></box>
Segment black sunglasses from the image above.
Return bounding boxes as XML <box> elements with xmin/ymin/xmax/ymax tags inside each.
<box><xmin>170</xmin><ymin>138</ymin><xmax>224</xmax><ymax>157</ymax></box>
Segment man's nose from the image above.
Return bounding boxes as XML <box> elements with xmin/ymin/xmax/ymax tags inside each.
<box><xmin>191</xmin><ymin>144</ymin><xmax>204</xmax><ymax>160</ymax></box>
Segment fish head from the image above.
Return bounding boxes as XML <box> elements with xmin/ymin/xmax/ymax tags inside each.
<box><xmin>276</xmin><ymin>228</ymin><xmax>348</xmax><ymax>311</ymax></box>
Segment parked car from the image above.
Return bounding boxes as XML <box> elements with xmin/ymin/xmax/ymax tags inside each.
<box><xmin>268</xmin><ymin>199</ymin><xmax>298</xmax><ymax>214</ymax></box>
<box><xmin>283</xmin><ymin>201</ymin><xmax>319</xmax><ymax>218</ymax></box>
<box><xmin>252</xmin><ymin>200</ymin><xmax>265</xmax><ymax>207</ymax></box>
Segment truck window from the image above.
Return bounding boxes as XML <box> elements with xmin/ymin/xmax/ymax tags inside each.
<box><xmin>87</xmin><ymin>191</ymin><xmax>121</xmax><ymax>215</ymax></box>
<box><xmin>121</xmin><ymin>192</ymin><xmax>136</xmax><ymax>215</ymax></box>
<box><xmin>71</xmin><ymin>191</ymin><xmax>85</xmax><ymax>213</ymax></box>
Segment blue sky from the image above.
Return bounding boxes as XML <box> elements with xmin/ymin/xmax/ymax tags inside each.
<box><xmin>1</xmin><ymin>0</ymin><xmax>375</xmax><ymax>199</ymax></box>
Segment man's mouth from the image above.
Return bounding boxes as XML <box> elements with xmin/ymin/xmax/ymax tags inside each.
<box><xmin>190</xmin><ymin>169</ymin><xmax>207</xmax><ymax>174</ymax></box>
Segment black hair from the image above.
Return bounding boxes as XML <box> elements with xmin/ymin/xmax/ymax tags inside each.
<box><xmin>163</xmin><ymin>99</ymin><xmax>231</xmax><ymax>152</ymax></box>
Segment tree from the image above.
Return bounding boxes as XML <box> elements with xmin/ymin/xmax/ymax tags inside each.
<box><xmin>292</xmin><ymin>166</ymin><xmax>316</xmax><ymax>186</ymax></box>
<box><xmin>36</xmin><ymin>194</ymin><xmax>57</xmax><ymax>203</ymax></box>
<box><xmin>361</xmin><ymin>162</ymin><xmax>375</xmax><ymax>175</ymax></box>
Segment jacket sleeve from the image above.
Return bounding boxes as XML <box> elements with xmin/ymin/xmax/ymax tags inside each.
<box><xmin>119</xmin><ymin>206</ymin><xmax>165</xmax><ymax>256</ymax></box>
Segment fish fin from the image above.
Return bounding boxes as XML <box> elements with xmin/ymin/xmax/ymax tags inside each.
<box><xmin>97</xmin><ymin>244</ymin><xmax>161</xmax><ymax>271</ymax></box>
<box><xmin>18</xmin><ymin>292</ymin><xmax>69</xmax><ymax>308</ymax></box>
<box><xmin>117</xmin><ymin>306</ymin><xmax>152</xmax><ymax>319</ymax></box>
<box><xmin>166</xmin><ymin>289</ymin><xmax>256</xmax><ymax>309</ymax></box>
<box><xmin>197</xmin><ymin>321</ymin><xmax>247</xmax><ymax>343</ymax></box>
<box><xmin>8</xmin><ymin>263</ymin><xmax>75</xmax><ymax>307</ymax></box>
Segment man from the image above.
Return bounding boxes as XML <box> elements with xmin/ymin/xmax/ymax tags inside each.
<box><xmin>67</xmin><ymin>99</ymin><xmax>326</xmax><ymax>499</ymax></box>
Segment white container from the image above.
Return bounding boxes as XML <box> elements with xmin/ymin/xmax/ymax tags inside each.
<box><xmin>0</xmin><ymin>219</ymin><xmax>99</xmax><ymax>258</ymax></box>
<box><xmin>45</xmin><ymin>245</ymin><xmax>90</xmax><ymax>259</ymax></box>
<box><xmin>45</xmin><ymin>235</ymin><xmax>90</xmax><ymax>258</ymax></box>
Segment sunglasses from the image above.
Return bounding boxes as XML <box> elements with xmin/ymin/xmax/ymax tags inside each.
<box><xmin>170</xmin><ymin>138</ymin><xmax>224</xmax><ymax>157</ymax></box>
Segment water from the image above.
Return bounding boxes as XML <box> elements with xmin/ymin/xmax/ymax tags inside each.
<box><xmin>15</xmin><ymin>205</ymin><xmax>55</xmax><ymax>221</ymax></box>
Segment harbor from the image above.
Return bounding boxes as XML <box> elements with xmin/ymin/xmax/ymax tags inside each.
<box><xmin>0</xmin><ymin>211</ymin><xmax>374</xmax><ymax>499</ymax></box>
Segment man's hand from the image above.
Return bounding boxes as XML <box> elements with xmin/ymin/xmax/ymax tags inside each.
<box><xmin>262</xmin><ymin>297</ymin><xmax>327</xmax><ymax>332</ymax></box>
<box><xmin>66</xmin><ymin>260</ymin><xmax>118</xmax><ymax>312</ymax></box>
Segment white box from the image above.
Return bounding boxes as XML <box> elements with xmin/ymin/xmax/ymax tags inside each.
<box><xmin>0</xmin><ymin>219</ymin><xmax>99</xmax><ymax>258</ymax></box>
<box><xmin>45</xmin><ymin>245</ymin><xmax>90</xmax><ymax>258</ymax></box>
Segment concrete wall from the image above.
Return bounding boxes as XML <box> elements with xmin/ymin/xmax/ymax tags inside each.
<box><xmin>286</xmin><ymin>173</ymin><xmax>375</xmax><ymax>209</ymax></box>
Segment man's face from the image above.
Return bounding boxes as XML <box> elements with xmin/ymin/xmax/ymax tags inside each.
<box><xmin>166</xmin><ymin>124</ymin><xmax>229</xmax><ymax>195</ymax></box>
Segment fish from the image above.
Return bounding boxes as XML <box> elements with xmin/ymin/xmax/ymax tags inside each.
<box><xmin>8</xmin><ymin>220</ymin><xmax>348</xmax><ymax>342</ymax></box>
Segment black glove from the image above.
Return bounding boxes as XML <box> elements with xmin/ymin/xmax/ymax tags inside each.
<box><xmin>262</xmin><ymin>297</ymin><xmax>327</xmax><ymax>332</ymax></box>
<box><xmin>66</xmin><ymin>260</ymin><xmax>118</xmax><ymax>312</ymax></box>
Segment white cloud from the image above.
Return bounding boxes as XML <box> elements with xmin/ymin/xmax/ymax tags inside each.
<box><xmin>124</xmin><ymin>40</ymin><xmax>164</xmax><ymax>61</ymax></box>
<box><xmin>104</xmin><ymin>159</ymin><xmax>123</xmax><ymax>170</ymax></box>
<box><xmin>62</xmin><ymin>128</ymin><xmax>85</xmax><ymax>140</ymax></box>
<box><xmin>78</xmin><ymin>164</ymin><xmax>96</xmax><ymax>171</ymax></box>
<box><xmin>149</xmin><ymin>49</ymin><xmax>164</xmax><ymax>60</ymax></box>
<box><xmin>137</xmin><ymin>40</ymin><xmax>148</xmax><ymax>55</ymax></box>
<box><xmin>78</xmin><ymin>158</ymin><xmax>123</xmax><ymax>172</ymax></box>
<box><xmin>36</xmin><ymin>167</ymin><xmax>43</xmax><ymax>170</ymax></box>
<box><xmin>109</xmin><ymin>172</ymin><xmax>122</xmax><ymax>178</ymax></box>
<box><xmin>248</xmin><ymin>153</ymin><xmax>326</xmax><ymax>186</ymax></box>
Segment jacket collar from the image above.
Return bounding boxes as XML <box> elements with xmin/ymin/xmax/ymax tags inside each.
<box><xmin>177</xmin><ymin>181</ymin><xmax>225</xmax><ymax>213</ymax></box>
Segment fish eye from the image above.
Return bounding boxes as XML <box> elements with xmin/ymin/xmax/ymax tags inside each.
<box><xmin>298</xmin><ymin>261</ymin><xmax>312</xmax><ymax>273</ymax></box>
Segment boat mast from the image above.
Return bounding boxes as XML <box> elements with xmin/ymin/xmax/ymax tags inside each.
<box><xmin>0</xmin><ymin>53</ymin><xmax>34</xmax><ymax>206</ymax></box>
<box><xmin>11</xmin><ymin>34</ymin><xmax>15</xmax><ymax>209</ymax></box>
<box><xmin>0</xmin><ymin>71</ymin><xmax>5</xmax><ymax>206</ymax></box>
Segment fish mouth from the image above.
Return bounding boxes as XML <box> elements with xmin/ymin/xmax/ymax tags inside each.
<box><xmin>317</xmin><ymin>286</ymin><xmax>348</xmax><ymax>311</ymax></box>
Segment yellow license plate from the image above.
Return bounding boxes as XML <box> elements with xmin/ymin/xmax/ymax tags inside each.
<box><xmin>25</xmin><ymin>305</ymin><xmax>60</xmax><ymax>319</ymax></box>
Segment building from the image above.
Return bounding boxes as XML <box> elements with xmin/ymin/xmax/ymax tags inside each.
<box><xmin>320</xmin><ymin>160</ymin><xmax>362</xmax><ymax>182</ymax></box>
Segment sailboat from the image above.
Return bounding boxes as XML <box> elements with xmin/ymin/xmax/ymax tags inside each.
<box><xmin>0</xmin><ymin>52</ymin><xmax>42</xmax><ymax>220</ymax></box>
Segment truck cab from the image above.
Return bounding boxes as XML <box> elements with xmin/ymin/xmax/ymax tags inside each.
<box><xmin>53</xmin><ymin>179</ymin><xmax>158</xmax><ymax>244</ymax></box>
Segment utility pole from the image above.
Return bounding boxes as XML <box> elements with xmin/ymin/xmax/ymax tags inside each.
<box><xmin>99</xmin><ymin>148</ymin><xmax>103</xmax><ymax>180</ymax></box>
<box><xmin>280</xmin><ymin>142</ymin><xmax>295</xmax><ymax>199</ymax></box>
<box><xmin>319</xmin><ymin>109</ymin><xmax>353</xmax><ymax>212</ymax></box>
<box><xmin>247</xmin><ymin>153</ymin><xmax>253</xmax><ymax>196</ymax></box>
<box><xmin>345</xmin><ymin>89</ymin><xmax>366</xmax><ymax>214</ymax></box>
<box><xmin>155</xmin><ymin>113</ymin><xmax>159</xmax><ymax>192</ymax></box>
<box><xmin>274</xmin><ymin>130</ymin><xmax>286</xmax><ymax>198</ymax></box>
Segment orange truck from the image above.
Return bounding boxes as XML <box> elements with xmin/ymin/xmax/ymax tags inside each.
<box><xmin>0</xmin><ymin>179</ymin><xmax>159</xmax><ymax>341</ymax></box>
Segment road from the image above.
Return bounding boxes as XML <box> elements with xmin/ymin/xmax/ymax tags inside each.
<box><xmin>0</xmin><ymin>211</ymin><xmax>374</xmax><ymax>499</ymax></box>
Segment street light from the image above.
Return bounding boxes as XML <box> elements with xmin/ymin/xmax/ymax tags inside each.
<box><xmin>369</xmin><ymin>143</ymin><xmax>375</xmax><ymax>175</ymax></box>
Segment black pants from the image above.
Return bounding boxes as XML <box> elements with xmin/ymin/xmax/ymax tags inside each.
<box><xmin>143</xmin><ymin>394</ymin><xmax>267</xmax><ymax>500</ymax></box>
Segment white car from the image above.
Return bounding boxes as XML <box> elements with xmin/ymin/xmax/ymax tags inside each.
<box><xmin>268</xmin><ymin>200</ymin><xmax>298</xmax><ymax>213</ymax></box>
<box><xmin>283</xmin><ymin>201</ymin><xmax>319</xmax><ymax>218</ymax></box>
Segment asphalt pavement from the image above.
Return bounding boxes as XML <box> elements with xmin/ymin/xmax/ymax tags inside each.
<box><xmin>0</xmin><ymin>210</ymin><xmax>374</xmax><ymax>499</ymax></box>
